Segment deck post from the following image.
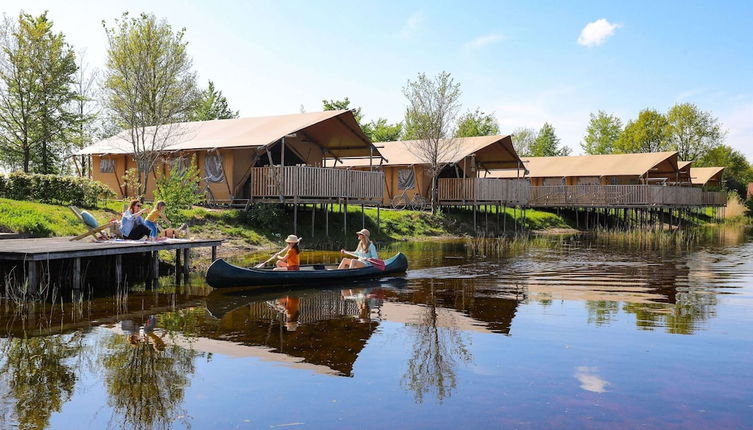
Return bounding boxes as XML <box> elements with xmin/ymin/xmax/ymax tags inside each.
<box><xmin>293</xmin><ymin>203</ymin><xmax>298</xmax><ymax>236</ymax></box>
<box><xmin>211</xmin><ymin>246</ymin><xmax>217</xmax><ymax>262</ymax></box>
<box><xmin>152</xmin><ymin>251</ymin><xmax>160</xmax><ymax>281</ymax></box>
<box><xmin>72</xmin><ymin>257</ymin><xmax>81</xmax><ymax>290</ymax></box>
<box><xmin>115</xmin><ymin>254</ymin><xmax>123</xmax><ymax>287</ymax></box>
<box><xmin>484</xmin><ymin>205</ymin><xmax>488</xmax><ymax>234</ymax></box>
<box><xmin>377</xmin><ymin>205</ymin><xmax>381</xmax><ymax>233</ymax></box>
<box><xmin>473</xmin><ymin>204</ymin><xmax>477</xmax><ymax>235</ymax></box>
<box><xmin>325</xmin><ymin>203</ymin><xmax>329</xmax><ymax>237</ymax></box>
<box><xmin>27</xmin><ymin>261</ymin><xmax>38</xmax><ymax>294</ymax></box>
<box><xmin>182</xmin><ymin>248</ymin><xmax>190</xmax><ymax>281</ymax></box>
<box><xmin>343</xmin><ymin>199</ymin><xmax>348</xmax><ymax>237</ymax></box>
<box><xmin>361</xmin><ymin>204</ymin><xmax>365</xmax><ymax>229</ymax></box>
<box><xmin>175</xmin><ymin>250</ymin><xmax>182</xmax><ymax>284</ymax></box>
<box><xmin>311</xmin><ymin>205</ymin><xmax>315</xmax><ymax>237</ymax></box>
<box><xmin>503</xmin><ymin>204</ymin><xmax>507</xmax><ymax>233</ymax></box>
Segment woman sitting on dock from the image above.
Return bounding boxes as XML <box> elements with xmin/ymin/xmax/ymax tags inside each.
<box><xmin>275</xmin><ymin>235</ymin><xmax>301</xmax><ymax>271</ymax></box>
<box><xmin>338</xmin><ymin>229</ymin><xmax>379</xmax><ymax>269</ymax></box>
<box><xmin>120</xmin><ymin>200</ymin><xmax>151</xmax><ymax>240</ymax></box>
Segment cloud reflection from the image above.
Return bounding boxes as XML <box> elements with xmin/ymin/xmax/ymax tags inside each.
<box><xmin>574</xmin><ymin>366</ymin><xmax>610</xmax><ymax>393</ymax></box>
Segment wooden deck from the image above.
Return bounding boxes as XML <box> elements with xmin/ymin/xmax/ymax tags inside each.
<box><xmin>0</xmin><ymin>237</ymin><xmax>222</xmax><ymax>292</ymax></box>
<box><xmin>438</xmin><ymin>180</ymin><xmax>727</xmax><ymax>208</ymax></box>
<box><xmin>247</xmin><ymin>166</ymin><xmax>384</xmax><ymax>204</ymax></box>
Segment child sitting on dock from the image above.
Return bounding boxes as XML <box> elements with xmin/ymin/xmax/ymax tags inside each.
<box><xmin>144</xmin><ymin>201</ymin><xmax>172</xmax><ymax>239</ymax></box>
<box><xmin>275</xmin><ymin>235</ymin><xmax>301</xmax><ymax>271</ymax></box>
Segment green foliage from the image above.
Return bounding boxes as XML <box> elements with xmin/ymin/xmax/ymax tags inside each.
<box><xmin>0</xmin><ymin>12</ymin><xmax>78</xmax><ymax>174</ymax></box>
<box><xmin>530</xmin><ymin>122</ymin><xmax>570</xmax><ymax>156</ymax></box>
<box><xmin>0</xmin><ymin>172</ymin><xmax>113</xmax><ymax>207</ymax></box>
<box><xmin>189</xmin><ymin>80</ymin><xmax>238</xmax><ymax>121</ymax></box>
<box><xmin>322</xmin><ymin>97</ymin><xmax>363</xmax><ymax>123</ymax></box>
<box><xmin>666</xmin><ymin>103</ymin><xmax>723</xmax><ymax>161</ymax></box>
<box><xmin>697</xmin><ymin>145</ymin><xmax>753</xmax><ymax>197</ymax></box>
<box><xmin>102</xmin><ymin>12</ymin><xmax>198</xmax><ymax>194</ymax></box>
<box><xmin>0</xmin><ymin>198</ymin><xmax>120</xmax><ymax>236</ymax></box>
<box><xmin>615</xmin><ymin>109</ymin><xmax>671</xmax><ymax>153</ymax></box>
<box><xmin>455</xmin><ymin>108</ymin><xmax>500</xmax><ymax>138</ymax></box>
<box><xmin>154</xmin><ymin>156</ymin><xmax>203</xmax><ymax>222</ymax></box>
<box><xmin>121</xmin><ymin>167</ymin><xmax>141</xmax><ymax>200</ymax></box>
<box><xmin>581</xmin><ymin>111</ymin><xmax>623</xmax><ymax>154</ymax></box>
<box><xmin>366</xmin><ymin>118</ymin><xmax>403</xmax><ymax>142</ymax></box>
<box><xmin>511</xmin><ymin>127</ymin><xmax>537</xmax><ymax>157</ymax></box>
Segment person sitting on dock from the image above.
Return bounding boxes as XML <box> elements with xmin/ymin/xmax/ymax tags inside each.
<box><xmin>120</xmin><ymin>200</ymin><xmax>151</xmax><ymax>240</ymax></box>
<box><xmin>338</xmin><ymin>229</ymin><xmax>379</xmax><ymax>269</ymax></box>
<box><xmin>144</xmin><ymin>201</ymin><xmax>172</xmax><ymax>239</ymax></box>
<box><xmin>275</xmin><ymin>235</ymin><xmax>301</xmax><ymax>271</ymax></box>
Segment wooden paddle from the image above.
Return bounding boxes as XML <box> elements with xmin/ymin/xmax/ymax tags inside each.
<box><xmin>254</xmin><ymin>248</ymin><xmax>287</xmax><ymax>268</ymax></box>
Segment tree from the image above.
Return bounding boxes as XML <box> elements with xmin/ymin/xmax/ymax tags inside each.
<box><xmin>455</xmin><ymin>108</ymin><xmax>499</xmax><ymax>138</ymax></box>
<box><xmin>402</xmin><ymin>71</ymin><xmax>462</xmax><ymax>213</ymax></box>
<box><xmin>614</xmin><ymin>109</ymin><xmax>671</xmax><ymax>153</ymax></box>
<box><xmin>70</xmin><ymin>50</ymin><xmax>100</xmax><ymax>177</ymax></box>
<box><xmin>102</xmin><ymin>12</ymin><xmax>198</xmax><ymax>195</ymax></box>
<box><xmin>581</xmin><ymin>111</ymin><xmax>622</xmax><ymax>154</ymax></box>
<box><xmin>154</xmin><ymin>155</ymin><xmax>203</xmax><ymax>222</ymax></box>
<box><xmin>511</xmin><ymin>127</ymin><xmax>537</xmax><ymax>157</ymax></box>
<box><xmin>322</xmin><ymin>97</ymin><xmax>363</xmax><ymax>123</ymax></box>
<box><xmin>0</xmin><ymin>12</ymin><xmax>77</xmax><ymax>174</ymax></box>
<box><xmin>189</xmin><ymin>80</ymin><xmax>238</xmax><ymax>121</ymax></box>
<box><xmin>530</xmin><ymin>122</ymin><xmax>570</xmax><ymax>157</ymax></box>
<box><xmin>697</xmin><ymin>145</ymin><xmax>753</xmax><ymax>196</ymax></box>
<box><xmin>666</xmin><ymin>103</ymin><xmax>723</xmax><ymax>161</ymax></box>
<box><xmin>367</xmin><ymin>117</ymin><xmax>402</xmax><ymax>142</ymax></box>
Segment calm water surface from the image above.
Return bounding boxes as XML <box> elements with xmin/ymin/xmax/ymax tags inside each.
<box><xmin>1</xmin><ymin>228</ymin><xmax>752</xmax><ymax>429</ymax></box>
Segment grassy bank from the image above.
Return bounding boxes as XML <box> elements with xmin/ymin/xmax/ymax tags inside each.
<box><xmin>0</xmin><ymin>198</ymin><xmax>569</xmax><ymax>248</ymax></box>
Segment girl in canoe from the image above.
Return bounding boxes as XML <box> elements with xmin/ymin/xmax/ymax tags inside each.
<box><xmin>338</xmin><ymin>229</ymin><xmax>379</xmax><ymax>269</ymax></box>
<box><xmin>275</xmin><ymin>235</ymin><xmax>301</xmax><ymax>271</ymax></box>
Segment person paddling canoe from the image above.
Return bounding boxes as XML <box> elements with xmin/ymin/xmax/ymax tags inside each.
<box><xmin>338</xmin><ymin>229</ymin><xmax>379</xmax><ymax>269</ymax></box>
<box><xmin>275</xmin><ymin>235</ymin><xmax>301</xmax><ymax>271</ymax></box>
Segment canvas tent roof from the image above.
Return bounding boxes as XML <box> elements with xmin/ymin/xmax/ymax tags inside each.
<box><xmin>488</xmin><ymin>152</ymin><xmax>678</xmax><ymax>179</ymax></box>
<box><xmin>76</xmin><ymin>110</ymin><xmax>378</xmax><ymax>158</ymax></box>
<box><xmin>690</xmin><ymin>166</ymin><xmax>725</xmax><ymax>186</ymax></box>
<box><xmin>339</xmin><ymin>135</ymin><xmax>524</xmax><ymax>170</ymax></box>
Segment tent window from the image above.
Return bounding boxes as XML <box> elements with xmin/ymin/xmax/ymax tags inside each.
<box><xmin>205</xmin><ymin>153</ymin><xmax>225</xmax><ymax>183</ymax></box>
<box><xmin>397</xmin><ymin>168</ymin><xmax>415</xmax><ymax>190</ymax></box>
<box><xmin>99</xmin><ymin>158</ymin><xmax>115</xmax><ymax>173</ymax></box>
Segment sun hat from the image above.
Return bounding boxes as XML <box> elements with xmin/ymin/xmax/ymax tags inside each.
<box><xmin>285</xmin><ymin>234</ymin><xmax>301</xmax><ymax>243</ymax></box>
<box><xmin>356</xmin><ymin>228</ymin><xmax>370</xmax><ymax>238</ymax></box>
<box><xmin>285</xmin><ymin>321</ymin><xmax>299</xmax><ymax>331</ymax></box>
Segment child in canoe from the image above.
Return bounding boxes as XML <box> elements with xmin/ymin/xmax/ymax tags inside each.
<box><xmin>275</xmin><ymin>235</ymin><xmax>301</xmax><ymax>271</ymax></box>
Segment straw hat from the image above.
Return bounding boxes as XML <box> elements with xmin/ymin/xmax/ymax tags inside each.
<box><xmin>285</xmin><ymin>321</ymin><xmax>299</xmax><ymax>331</ymax></box>
<box><xmin>285</xmin><ymin>234</ymin><xmax>301</xmax><ymax>243</ymax></box>
<box><xmin>356</xmin><ymin>228</ymin><xmax>370</xmax><ymax>238</ymax></box>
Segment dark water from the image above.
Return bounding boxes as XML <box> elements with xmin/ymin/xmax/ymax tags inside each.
<box><xmin>1</xmin><ymin>228</ymin><xmax>752</xmax><ymax>429</ymax></box>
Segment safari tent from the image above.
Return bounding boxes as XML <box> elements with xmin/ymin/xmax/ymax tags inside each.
<box><xmin>690</xmin><ymin>166</ymin><xmax>725</xmax><ymax>188</ymax></box>
<box><xmin>78</xmin><ymin>110</ymin><xmax>384</xmax><ymax>204</ymax></box>
<box><xmin>489</xmin><ymin>152</ymin><xmax>682</xmax><ymax>185</ymax></box>
<box><xmin>338</xmin><ymin>135</ymin><xmax>525</xmax><ymax>206</ymax></box>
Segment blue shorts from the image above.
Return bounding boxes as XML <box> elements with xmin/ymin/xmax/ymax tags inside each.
<box><xmin>144</xmin><ymin>220</ymin><xmax>158</xmax><ymax>238</ymax></box>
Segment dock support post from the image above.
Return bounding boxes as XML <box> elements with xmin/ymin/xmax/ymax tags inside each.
<box><xmin>311</xmin><ymin>205</ymin><xmax>315</xmax><ymax>237</ymax></box>
<box><xmin>473</xmin><ymin>204</ymin><xmax>477</xmax><ymax>235</ymax></box>
<box><xmin>293</xmin><ymin>203</ymin><xmax>298</xmax><ymax>236</ymax></box>
<box><xmin>152</xmin><ymin>251</ymin><xmax>159</xmax><ymax>281</ymax></box>
<box><xmin>115</xmin><ymin>255</ymin><xmax>122</xmax><ymax>287</ymax></box>
<box><xmin>503</xmin><ymin>204</ymin><xmax>507</xmax><ymax>233</ymax></box>
<box><xmin>361</xmin><ymin>204</ymin><xmax>365</xmax><ymax>229</ymax></box>
<box><xmin>377</xmin><ymin>205</ymin><xmax>380</xmax><ymax>233</ymax></box>
<box><xmin>27</xmin><ymin>261</ymin><xmax>38</xmax><ymax>294</ymax></box>
<box><xmin>175</xmin><ymin>250</ymin><xmax>182</xmax><ymax>284</ymax></box>
<box><xmin>325</xmin><ymin>203</ymin><xmax>329</xmax><ymax>237</ymax></box>
<box><xmin>182</xmin><ymin>248</ymin><xmax>190</xmax><ymax>283</ymax></box>
<box><xmin>343</xmin><ymin>199</ymin><xmax>348</xmax><ymax>237</ymax></box>
<box><xmin>72</xmin><ymin>258</ymin><xmax>81</xmax><ymax>290</ymax></box>
<box><xmin>211</xmin><ymin>246</ymin><xmax>217</xmax><ymax>262</ymax></box>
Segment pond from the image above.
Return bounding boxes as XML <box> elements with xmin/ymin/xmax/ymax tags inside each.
<box><xmin>1</xmin><ymin>227</ymin><xmax>752</xmax><ymax>429</ymax></box>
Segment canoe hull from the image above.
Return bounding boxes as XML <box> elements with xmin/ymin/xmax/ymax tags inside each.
<box><xmin>205</xmin><ymin>252</ymin><xmax>408</xmax><ymax>289</ymax></box>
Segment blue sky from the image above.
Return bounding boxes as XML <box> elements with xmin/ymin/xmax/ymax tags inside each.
<box><xmin>4</xmin><ymin>1</ymin><xmax>752</xmax><ymax>157</ymax></box>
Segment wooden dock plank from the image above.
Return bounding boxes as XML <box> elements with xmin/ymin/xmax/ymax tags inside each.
<box><xmin>0</xmin><ymin>237</ymin><xmax>223</xmax><ymax>261</ymax></box>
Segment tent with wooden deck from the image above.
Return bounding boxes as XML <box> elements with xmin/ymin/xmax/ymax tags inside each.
<box><xmin>690</xmin><ymin>166</ymin><xmax>725</xmax><ymax>188</ymax></box>
<box><xmin>338</xmin><ymin>135</ymin><xmax>526</xmax><ymax>206</ymax></box>
<box><xmin>77</xmin><ymin>110</ymin><xmax>384</xmax><ymax>204</ymax></box>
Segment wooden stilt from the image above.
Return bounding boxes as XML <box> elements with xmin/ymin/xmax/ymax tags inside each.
<box><xmin>293</xmin><ymin>203</ymin><xmax>298</xmax><ymax>236</ymax></box>
<box><xmin>343</xmin><ymin>199</ymin><xmax>348</xmax><ymax>236</ymax></box>
<box><xmin>325</xmin><ymin>203</ymin><xmax>329</xmax><ymax>237</ymax></box>
<box><xmin>115</xmin><ymin>254</ymin><xmax>123</xmax><ymax>287</ymax></box>
<box><xmin>72</xmin><ymin>257</ymin><xmax>81</xmax><ymax>290</ymax></box>
<box><xmin>175</xmin><ymin>250</ymin><xmax>181</xmax><ymax>285</ymax></box>
<box><xmin>27</xmin><ymin>261</ymin><xmax>38</xmax><ymax>294</ymax></box>
<box><xmin>152</xmin><ymin>251</ymin><xmax>160</xmax><ymax>281</ymax></box>
<box><xmin>211</xmin><ymin>246</ymin><xmax>217</xmax><ymax>262</ymax></box>
<box><xmin>311</xmin><ymin>204</ymin><xmax>316</xmax><ymax>237</ymax></box>
<box><xmin>182</xmin><ymin>248</ymin><xmax>190</xmax><ymax>283</ymax></box>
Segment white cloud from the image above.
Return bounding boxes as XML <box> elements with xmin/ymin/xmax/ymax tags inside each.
<box><xmin>401</xmin><ymin>10</ymin><xmax>424</xmax><ymax>39</ymax></box>
<box><xmin>720</xmin><ymin>102</ymin><xmax>753</xmax><ymax>160</ymax></box>
<box><xmin>464</xmin><ymin>33</ymin><xmax>504</xmax><ymax>50</ymax></box>
<box><xmin>577</xmin><ymin>18</ymin><xmax>620</xmax><ymax>47</ymax></box>
<box><xmin>575</xmin><ymin>367</ymin><xmax>610</xmax><ymax>393</ymax></box>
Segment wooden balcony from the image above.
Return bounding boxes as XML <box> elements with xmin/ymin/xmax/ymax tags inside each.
<box><xmin>527</xmin><ymin>185</ymin><xmax>727</xmax><ymax>208</ymax></box>
<box><xmin>438</xmin><ymin>178</ymin><xmax>530</xmax><ymax>205</ymax></box>
<box><xmin>248</xmin><ymin>166</ymin><xmax>384</xmax><ymax>203</ymax></box>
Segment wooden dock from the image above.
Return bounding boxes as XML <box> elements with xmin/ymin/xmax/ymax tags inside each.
<box><xmin>0</xmin><ymin>237</ymin><xmax>222</xmax><ymax>291</ymax></box>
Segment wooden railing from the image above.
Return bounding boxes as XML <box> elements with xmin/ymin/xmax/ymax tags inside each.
<box><xmin>438</xmin><ymin>178</ymin><xmax>529</xmax><ymax>205</ymax></box>
<box><xmin>527</xmin><ymin>185</ymin><xmax>727</xmax><ymax>207</ymax></box>
<box><xmin>249</xmin><ymin>166</ymin><xmax>384</xmax><ymax>201</ymax></box>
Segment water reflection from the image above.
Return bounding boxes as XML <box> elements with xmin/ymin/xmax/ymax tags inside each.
<box><xmin>0</xmin><ymin>227</ymin><xmax>749</xmax><ymax>428</ymax></box>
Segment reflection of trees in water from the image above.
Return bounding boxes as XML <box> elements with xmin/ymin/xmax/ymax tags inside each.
<box><xmin>0</xmin><ymin>333</ymin><xmax>85</xmax><ymax>430</ymax></box>
<box><xmin>100</xmin><ymin>330</ymin><xmax>201</xmax><ymax>430</ymax></box>
<box><xmin>401</xmin><ymin>281</ymin><xmax>472</xmax><ymax>404</ymax></box>
<box><xmin>586</xmin><ymin>301</ymin><xmax>620</xmax><ymax>326</ymax></box>
<box><xmin>622</xmin><ymin>289</ymin><xmax>718</xmax><ymax>335</ymax></box>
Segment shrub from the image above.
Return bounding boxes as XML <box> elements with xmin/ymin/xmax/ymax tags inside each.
<box><xmin>0</xmin><ymin>172</ymin><xmax>114</xmax><ymax>208</ymax></box>
<box><xmin>154</xmin><ymin>156</ymin><xmax>203</xmax><ymax>223</ymax></box>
